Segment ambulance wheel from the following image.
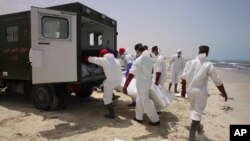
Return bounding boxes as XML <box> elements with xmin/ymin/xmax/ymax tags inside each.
<box><xmin>76</xmin><ymin>86</ymin><xmax>94</xmax><ymax>98</ymax></box>
<box><xmin>31</xmin><ymin>85</ymin><xmax>53</xmax><ymax>111</ymax></box>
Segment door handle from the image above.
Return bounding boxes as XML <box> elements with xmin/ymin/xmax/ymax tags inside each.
<box><xmin>38</xmin><ymin>42</ymin><xmax>50</xmax><ymax>45</ymax></box>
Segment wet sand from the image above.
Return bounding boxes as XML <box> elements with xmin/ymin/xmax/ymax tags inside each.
<box><xmin>215</xmin><ymin>68</ymin><xmax>250</xmax><ymax>124</ymax></box>
<box><xmin>0</xmin><ymin>67</ymin><xmax>249</xmax><ymax>141</ymax></box>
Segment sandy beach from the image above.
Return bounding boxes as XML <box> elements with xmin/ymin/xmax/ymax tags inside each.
<box><xmin>0</xmin><ymin>67</ymin><xmax>249</xmax><ymax>141</ymax></box>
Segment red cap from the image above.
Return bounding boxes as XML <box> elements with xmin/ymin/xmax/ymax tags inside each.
<box><xmin>119</xmin><ymin>48</ymin><xmax>126</xmax><ymax>54</ymax></box>
<box><xmin>99</xmin><ymin>49</ymin><xmax>109</xmax><ymax>56</ymax></box>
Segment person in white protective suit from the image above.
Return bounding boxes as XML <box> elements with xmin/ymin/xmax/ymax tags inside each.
<box><xmin>118</xmin><ymin>47</ymin><xmax>135</xmax><ymax>74</ymax></box>
<box><xmin>151</xmin><ymin>46</ymin><xmax>167</xmax><ymax>87</ymax></box>
<box><xmin>169</xmin><ymin>49</ymin><xmax>186</xmax><ymax>93</ymax></box>
<box><xmin>87</xmin><ymin>49</ymin><xmax>122</xmax><ymax>119</ymax></box>
<box><xmin>122</xmin><ymin>44</ymin><xmax>143</xmax><ymax>107</ymax></box>
<box><xmin>151</xmin><ymin>46</ymin><xmax>168</xmax><ymax>113</ymax></box>
<box><xmin>123</xmin><ymin>45</ymin><xmax>160</xmax><ymax>126</ymax></box>
<box><xmin>181</xmin><ymin>45</ymin><xmax>228</xmax><ymax>141</ymax></box>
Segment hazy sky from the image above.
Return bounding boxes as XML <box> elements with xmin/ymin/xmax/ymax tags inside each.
<box><xmin>1</xmin><ymin>0</ymin><xmax>250</xmax><ymax>60</ymax></box>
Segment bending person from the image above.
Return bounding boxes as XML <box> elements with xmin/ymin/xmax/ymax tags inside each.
<box><xmin>86</xmin><ymin>49</ymin><xmax>122</xmax><ymax>119</ymax></box>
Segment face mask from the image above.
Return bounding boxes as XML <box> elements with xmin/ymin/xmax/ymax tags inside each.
<box><xmin>120</xmin><ymin>54</ymin><xmax>125</xmax><ymax>58</ymax></box>
<box><xmin>198</xmin><ymin>53</ymin><xmax>207</xmax><ymax>60</ymax></box>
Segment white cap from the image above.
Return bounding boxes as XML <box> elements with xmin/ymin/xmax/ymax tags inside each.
<box><xmin>177</xmin><ymin>49</ymin><xmax>182</xmax><ymax>53</ymax></box>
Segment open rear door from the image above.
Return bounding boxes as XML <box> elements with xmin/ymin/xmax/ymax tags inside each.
<box><xmin>30</xmin><ymin>7</ymin><xmax>77</xmax><ymax>84</ymax></box>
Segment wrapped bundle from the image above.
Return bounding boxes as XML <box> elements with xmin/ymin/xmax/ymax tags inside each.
<box><xmin>115</xmin><ymin>77</ymin><xmax>137</xmax><ymax>98</ymax></box>
<box><xmin>150</xmin><ymin>84</ymin><xmax>174</xmax><ymax>109</ymax></box>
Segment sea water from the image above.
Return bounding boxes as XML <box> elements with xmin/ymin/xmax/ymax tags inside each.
<box><xmin>211</xmin><ymin>60</ymin><xmax>250</xmax><ymax>73</ymax></box>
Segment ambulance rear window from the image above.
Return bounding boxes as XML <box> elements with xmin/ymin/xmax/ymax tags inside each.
<box><xmin>42</xmin><ymin>16</ymin><xmax>69</xmax><ymax>39</ymax></box>
<box><xmin>89</xmin><ymin>32</ymin><xmax>103</xmax><ymax>46</ymax></box>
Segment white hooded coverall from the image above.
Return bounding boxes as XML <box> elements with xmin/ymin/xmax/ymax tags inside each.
<box><xmin>182</xmin><ymin>54</ymin><xmax>222</xmax><ymax>121</ymax></box>
<box><xmin>129</xmin><ymin>51</ymin><xmax>159</xmax><ymax>122</ymax></box>
<box><xmin>88</xmin><ymin>53</ymin><xmax>122</xmax><ymax>105</ymax></box>
<box><xmin>153</xmin><ymin>55</ymin><xmax>167</xmax><ymax>87</ymax></box>
<box><xmin>169</xmin><ymin>54</ymin><xmax>185</xmax><ymax>83</ymax></box>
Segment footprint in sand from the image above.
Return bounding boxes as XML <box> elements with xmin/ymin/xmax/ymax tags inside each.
<box><xmin>20</xmin><ymin>113</ymin><xmax>31</xmax><ymax>117</ymax></box>
<box><xmin>204</xmin><ymin>113</ymin><xmax>217</xmax><ymax>117</ymax></box>
<box><xmin>15</xmin><ymin>133</ymin><xmax>23</xmax><ymax>137</ymax></box>
<box><xmin>0</xmin><ymin>117</ymin><xmax>24</xmax><ymax>126</ymax></box>
<box><xmin>227</xmin><ymin>97</ymin><xmax>235</xmax><ymax>101</ymax></box>
<box><xmin>220</xmin><ymin>106</ymin><xmax>234</xmax><ymax>112</ymax></box>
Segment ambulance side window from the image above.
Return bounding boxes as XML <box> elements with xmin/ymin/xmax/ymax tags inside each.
<box><xmin>89</xmin><ymin>32</ymin><xmax>102</xmax><ymax>46</ymax></box>
<box><xmin>6</xmin><ymin>26</ymin><xmax>19</xmax><ymax>42</ymax></box>
<box><xmin>42</xmin><ymin>16</ymin><xmax>69</xmax><ymax>39</ymax></box>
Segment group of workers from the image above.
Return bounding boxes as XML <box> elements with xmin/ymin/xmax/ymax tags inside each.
<box><xmin>84</xmin><ymin>44</ymin><xmax>228</xmax><ymax>141</ymax></box>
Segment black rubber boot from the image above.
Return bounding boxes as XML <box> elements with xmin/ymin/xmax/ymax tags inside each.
<box><xmin>189</xmin><ymin>120</ymin><xmax>200</xmax><ymax>141</ymax></box>
<box><xmin>128</xmin><ymin>101</ymin><xmax>136</xmax><ymax>107</ymax></box>
<box><xmin>112</xmin><ymin>93</ymin><xmax>120</xmax><ymax>101</ymax></box>
<box><xmin>104</xmin><ymin>103</ymin><xmax>115</xmax><ymax>119</ymax></box>
<box><xmin>197</xmin><ymin>124</ymin><xmax>204</xmax><ymax>134</ymax></box>
<box><xmin>168</xmin><ymin>83</ymin><xmax>172</xmax><ymax>91</ymax></box>
<box><xmin>148</xmin><ymin>120</ymin><xmax>160</xmax><ymax>126</ymax></box>
<box><xmin>133</xmin><ymin>117</ymin><xmax>143</xmax><ymax>123</ymax></box>
<box><xmin>174</xmin><ymin>83</ymin><xmax>179</xmax><ymax>93</ymax></box>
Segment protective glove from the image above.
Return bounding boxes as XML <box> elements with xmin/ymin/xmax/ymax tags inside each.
<box><xmin>155</xmin><ymin>72</ymin><xmax>161</xmax><ymax>86</ymax></box>
<box><xmin>217</xmin><ymin>84</ymin><xmax>228</xmax><ymax>101</ymax></box>
<box><xmin>123</xmin><ymin>73</ymin><xmax>134</xmax><ymax>94</ymax></box>
<box><xmin>181</xmin><ymin>79</ymin><xmax>186</xmax><ymax>97</ymax></box>
<box><xmin>125</xmin><ymin>63</ymin><xmax>132</xmax><ymax>77</ymax></box>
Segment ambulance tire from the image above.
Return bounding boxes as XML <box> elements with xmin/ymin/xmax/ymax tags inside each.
<box><xmin>31</xmin><ymin>85</ymin><xmax>53</xmax><ymax>111</ymax></box>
